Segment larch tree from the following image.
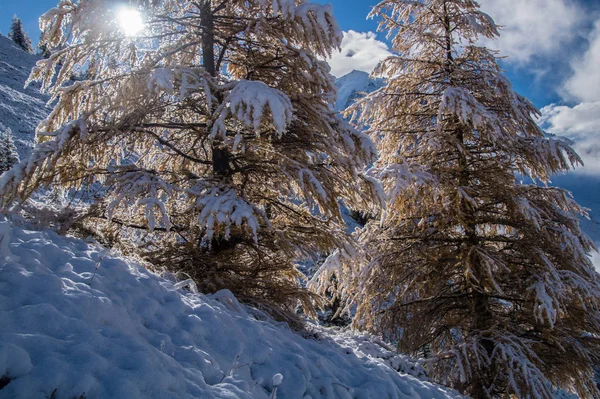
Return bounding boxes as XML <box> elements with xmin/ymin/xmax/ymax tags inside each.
<box><xmin>0</xmin><ymin>0</ymin><xmax>380</xmax><ymax>320</ymax></box>
<box><xmin>8</xmin><ymin>15</ymin><xmax>33</xmax><ymax>54</ymax></box>
<box><xmin>0</xmin><ymin>128</ymin><xmax>19</xmax><ymax>173</ymax></box>
<box><xmin>311</xmin><ymin>0</ymin><xmax>600</xmax><ymax>397</ymax></box>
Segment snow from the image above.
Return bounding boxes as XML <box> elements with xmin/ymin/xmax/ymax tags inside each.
<box><xmin>213</xmin><ymin>80</ymin><xmax>294</xmax><ymax>139</ymax></box>
<box><xmin>272</xmin><ymin>373</ymin><xmax>283</xmax><ymax>387</ymax></box>
<box><xmin>188</xmin><ymin>183</ymin><xmax>266</xmax><ymax>244</ymax></box>
<box><xmin>0</xmin><ymin>219</ymin><xmax>463</xmax><ymax>399</ymax></box>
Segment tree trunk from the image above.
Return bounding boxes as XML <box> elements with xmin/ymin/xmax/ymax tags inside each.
<box><xmin>200</xmin><ymin>0</ymin><xmax>232</xmax><ymax>178</ymax></box>
<box><xmin>200</xmin><ymin>0</ymin><xmax>216</xmax><ymax>77</ymax></box>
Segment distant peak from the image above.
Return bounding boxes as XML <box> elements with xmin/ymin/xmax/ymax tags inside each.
<box><xmin>345</xmin><ymin>69</ymin><xmax>369</xmax><ymax>78</ymax></box>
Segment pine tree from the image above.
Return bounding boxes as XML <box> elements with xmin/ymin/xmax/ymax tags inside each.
<box><xmin>8</xmin><ymin>15</ymin><xmax>33</xmax><ymax>54</ymax></box>
<box><xmin>0</xmin><ymin>0</ymin><xmax>380</xmax><ymax>319</ymax></box>
<box><xmin>312</xmin><ymin>0</ymin><xmax>600</xmax><ymax>397</ymax></box>
<box><xmin>0</xmin><ymin>128</ymin><xmax>19</xmax><ymax>174</ymax></box>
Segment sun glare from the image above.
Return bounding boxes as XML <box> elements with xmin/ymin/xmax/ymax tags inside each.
<box><xmin>117</xmin><ymin>7</ymin><xmax>144</xmax><ymax>36</ymax></box>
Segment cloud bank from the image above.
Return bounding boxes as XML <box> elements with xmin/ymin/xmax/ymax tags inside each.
<box><xmin>539</xmin><ymin>20</ymin><xmax>600</xmax><ymax>176</ymax></box>
<box><xmin>478</xmin><ymin>0</ymin><xmax>584</xmax><ymax>64</ymax></box>
<box><xmin>563</xmin><ymin>20</ymin><xmax>600</xmax><ymax>103</ymax></box>
<box><xmin>327</xmin><ymin>30</ymin><xmax>391</xmax><ymax>77</ymax></box>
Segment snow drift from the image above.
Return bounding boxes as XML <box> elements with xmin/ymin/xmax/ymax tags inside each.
<box><xmin>0</xmin><ymin>219</ymin><xmax>462</xmax><ymax>399</ymax></box>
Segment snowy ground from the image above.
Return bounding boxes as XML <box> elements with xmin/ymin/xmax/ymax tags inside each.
<box><xmin>0</xmin><ymin>219</ymin><xmax>462</xmax><ymax>399</ymax></box>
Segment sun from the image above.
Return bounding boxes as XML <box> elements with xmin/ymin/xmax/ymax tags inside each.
<box><xmin>116</xmin><ymin>7</ymin><xmax>144</xmax><ymax>36</ymax></box>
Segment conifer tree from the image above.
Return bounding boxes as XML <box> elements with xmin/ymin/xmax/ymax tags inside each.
<box><xmin>0</xmin><ymin>128</ymin><xmax>19</xmax><ymax>174</ymax></box>
<box><xmin>312</xmin><ymin>0</ymin><xmax>600</xmax><ymax>397</ymax></box>
<box><xmin>8</xmin><ymin>15</ymin><xmax>33</xmax><ymax>54</ymax></box>
<box><xmin>0</xmin><ymin>0</ymin><xmax>380</xmax><ymax>319</ymax></box>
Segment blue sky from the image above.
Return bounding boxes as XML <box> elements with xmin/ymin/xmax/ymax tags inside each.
<box><xmin>2</xmin><ymin>0</ymin><xmax>599</xmax><ymax>175</ymax></box>
<box><xmin>2</xmin><ymin>0</ymin><xmax>596</xmax><ymax>109</ymax></box>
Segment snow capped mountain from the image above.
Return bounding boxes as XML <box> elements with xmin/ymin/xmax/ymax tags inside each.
<box><xmin>0</xmin><ymin>35</ymin><xmax>49</xmax><ymax>159</ymax></box>
<box><xmin>334</xmin><ymin>70</ymin><xmax>384</xmax><ymax>111</ymax></box>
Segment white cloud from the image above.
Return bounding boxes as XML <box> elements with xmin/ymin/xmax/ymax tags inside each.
<box><xmin>326</xmin><ymin>30</ymin><xmax>391</xmax><ymax>78</ymax></box>
<box><xmin>537</xmin><ymin>19</ymin><xmax>600</xmax><ymax>177</ymax></box>
<box><xmin>478</xmin><ymin>0</ymin><xmax>584</xmax><ymax>64</ymax></box>
<box><xmin>564</xmin><ymin>20</ymin><xmax>600</xmax><ymax>102</ymax></box>
<box><xmin>540</xmin><ymin>102</ymin><xmax>600</xmax><ymax>175</ymax></box>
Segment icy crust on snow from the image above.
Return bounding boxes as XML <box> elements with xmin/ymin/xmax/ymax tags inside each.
<box><xmin>0</xmin><ymin>221</ymin><xmax>462</xmax><ymax>399</ymax></box>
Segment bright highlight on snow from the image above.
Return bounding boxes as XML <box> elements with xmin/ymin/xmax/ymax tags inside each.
<box><xmin>116</xmin><ymin>7</ymin><xmax>144</xmax><ymax>36</ymax></box>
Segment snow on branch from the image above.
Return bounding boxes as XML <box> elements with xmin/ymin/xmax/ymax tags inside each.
<box><xmin>293</xmin><ymin>3</ymin><xmax>343</xmax><ymax>55</ymax></box>
<box><xmin>106</xmin><ymin>168</ymin><xmax>175</xmax><ymax>232</ymax></box>
<box><xmin>148</xmin><ymin>68</ymin><xmax>175</xmax><ymax>94</ymax></box>
<box><xmin>512</xmin><ymin>136</ymin><xmax>583</xmax><ymax>179</ymax></box>
<box><xmin>491</xmin><ymin>335</ymin><xmax>552</xmax><ymax>399</ymax></box>
<box><xmin>148</xmin><ymin>67</ymin><xmax>216</xmax><ymax>107</ymax></box>
<box><xmin>257</xmin><ymin>0</ymin><xmax>296</xmax><ymax>18</ymax></box>
<box><xmin>187</xmin><ymin>182</ymin><xmax>269</xmax><ymax>246</ymax></box>
<box><xmin>527</xmin><ymin>277</ymin><xmax>561</xmax><ymax>328</ymax></box>
<box><xmin>438</xmin><ymin>86</ymin><xmax>497</xmax><ymax>133</ymax></box>
<box><xmin>212</xmin><ymin>80</ymin><xmax>293</xmax><ymax>140</ymax></box>
<box><xmin>371</xmin><ymin>163</ymin><xmax>432</xmax><ymax>207</ymax></box>
<box><xmin>308</xmin><ymin>249</ymin><xmax>359</xmax><ymax>313</ymax></box>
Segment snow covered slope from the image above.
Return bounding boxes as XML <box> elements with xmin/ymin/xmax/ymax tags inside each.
<box><xmin>0</xmin><ymin>219</ymin><xmax>462</xmax><ymax>399</ymax></box>
<box><xmin>0</xmin><ymin>35</ymin><xmax>49</xmax><ymax>159</ymax></box>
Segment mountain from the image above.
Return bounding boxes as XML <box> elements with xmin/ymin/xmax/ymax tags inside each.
<box><xmin>334</xmin><ymin>70</ymin><xmax>384</xmax><ymax>111</ymax></box>
<box><xmin>0</xmin><ymin>35</ymin><xmax>49</xmax><ymax>159</ymax></box>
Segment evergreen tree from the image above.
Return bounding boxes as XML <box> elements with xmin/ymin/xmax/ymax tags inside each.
<box><xmin>313</xmin><ymin>0</ymin><xmax>600</xmax><ymax>397</ymax></box>
<box><xmin>0</xmin><ymin>128</ymin><xmax>19</xmax><ymax>174</ymax></box>
<box><xmin>8</xmin><ymin>15</ymin><xmax>33</xmax><ymax>53</ymax></box>
<box><xmin>0</xmin><ymin>0</ymin><xmax>380</xmax><ymax>319</ymax></box>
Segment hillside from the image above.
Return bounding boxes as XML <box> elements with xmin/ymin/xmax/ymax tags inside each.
<box><xmin>0</xmin><ymin>219</ymin><xmax>462</xmax><ymax>399</ymax></box>
<box><xmin>0</xmin><ymin>35</ymin><xmax>49</xmax><ymax>159</ymax></box>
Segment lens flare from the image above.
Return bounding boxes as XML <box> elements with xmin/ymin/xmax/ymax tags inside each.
<box><xmin>117</xmin><ymin>7</ymin><xmax>144</xmax><ymax>36</ymax></box>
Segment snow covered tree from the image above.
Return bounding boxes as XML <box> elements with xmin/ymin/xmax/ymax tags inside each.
<box><xmin>312</xmin><ymin>0</ymin><xmax>600</xmax><ymax>397</ymax></box>
<box><xmin>8</xmin><ymin>15</ymin><xmax>33</xmax><ymax>54</ymax></box>
<box><xmin>0</xmin><ymin>0</ymin><xmax>380</xmax><ymax>319</ymax></box>
<box><xmin>0</xmin><ymin>128</ymin><xmax>19</xmax><ymax>174</ymax></box>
